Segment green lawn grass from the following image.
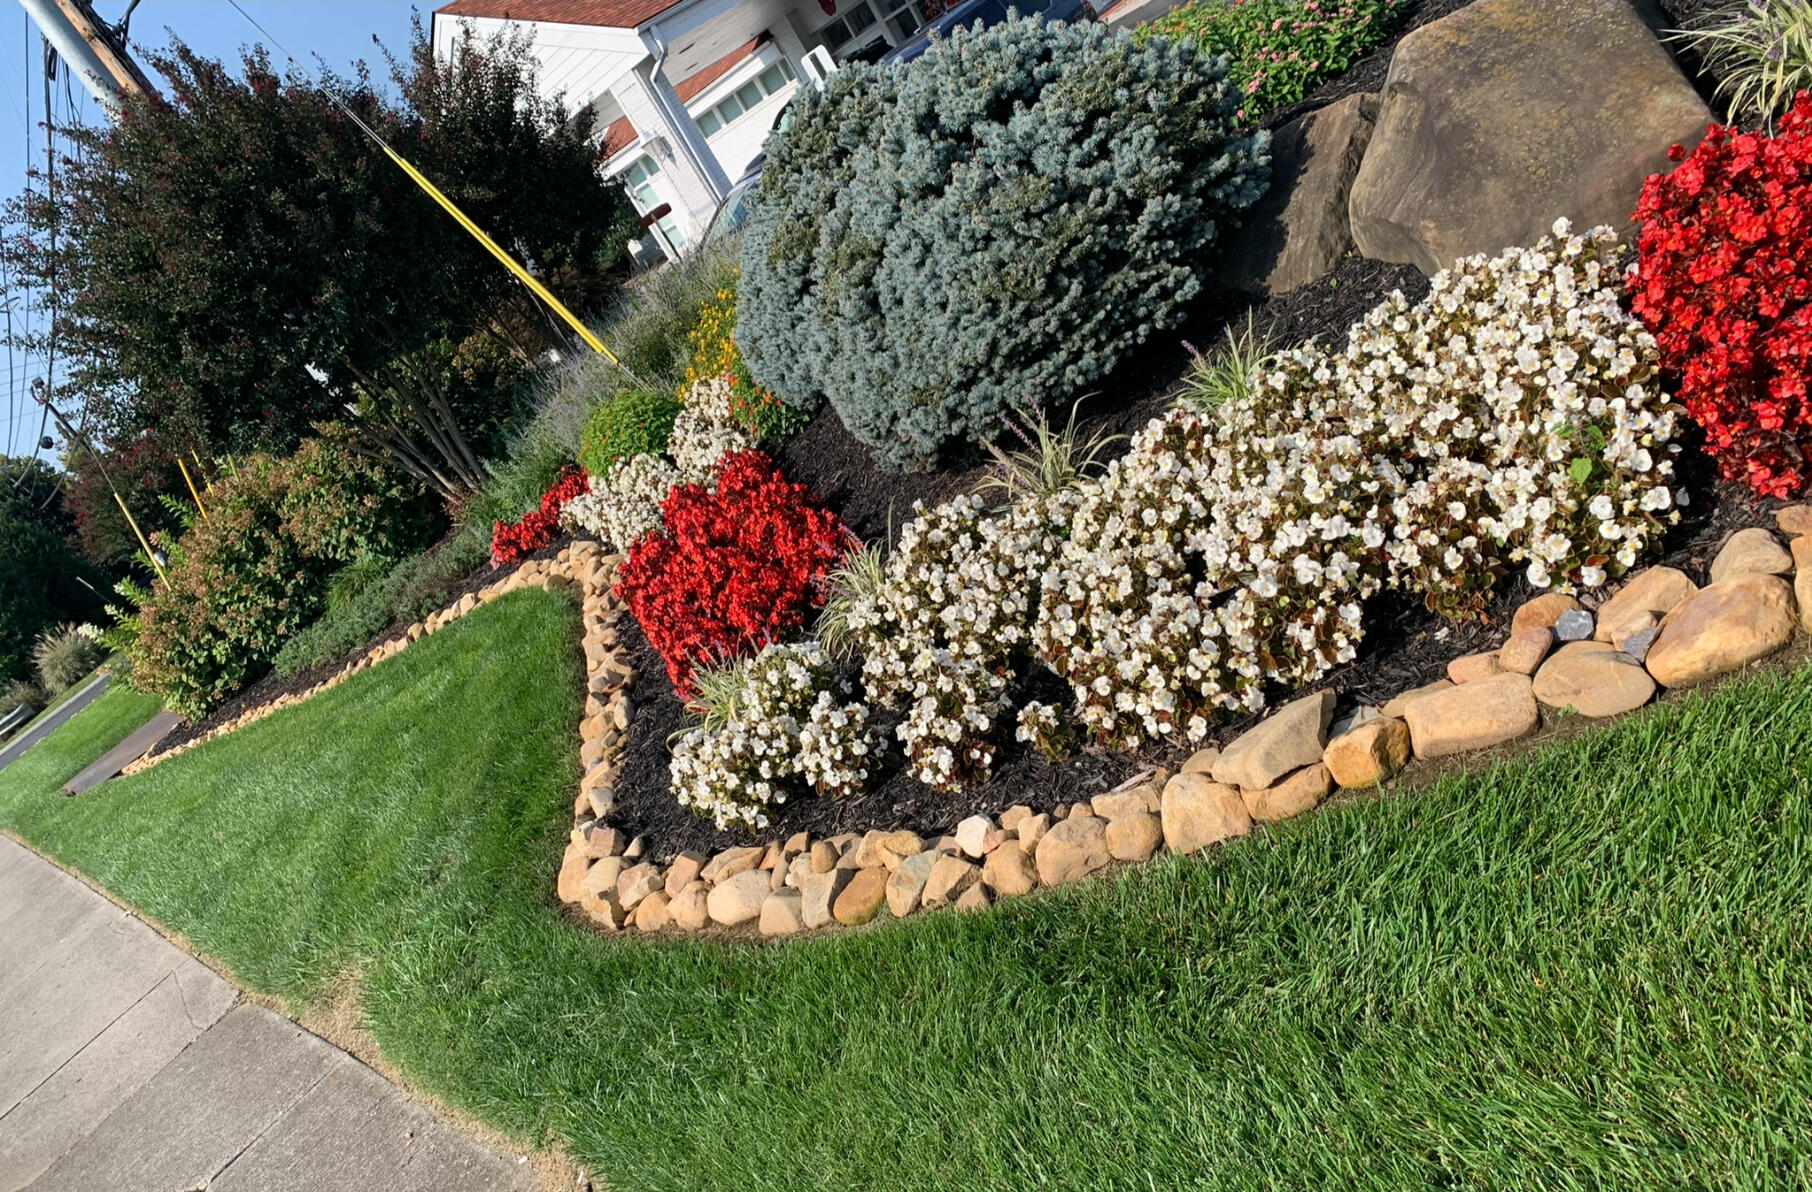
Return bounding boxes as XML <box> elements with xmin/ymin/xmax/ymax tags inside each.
<box><xmin>3</xmin><ymin>586</ymin><xmax>1809</xmax><ymax>1191</ymax></box>
<box><xmin>1</xmin><ymin>661</ymin><xmax>117</xmax><ymax>745</ymax></box>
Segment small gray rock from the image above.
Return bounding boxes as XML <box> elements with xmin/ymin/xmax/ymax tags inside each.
<box><xmin>1619</xmin><ymin>623</ymin><xmax>1659</xmax><ymax>663</ymax></box>
<box><xmin>1553</xmin><ymin>608</ymin><xmax>1595</xmax><ymax>642</ymax></box>
<box><xmin>1328</xmin><ymin>703</ymin><xmax>1383</xmax><ymax>739</ymax></box>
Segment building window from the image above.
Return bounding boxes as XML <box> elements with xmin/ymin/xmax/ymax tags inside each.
<box><xmin>820</xmin><ymin>0</ymin><xmax>925</xmax><ymax>56</ymax></box>
<box><xmin>620</xmin><ymin>155</ymin><xmax>686</xmax><ymax>250</ymax></box>
<box><xmin>880</xmin><ymin>0</ymin><xmax>928</xmax><ymax>43</ymax></box>
<box><xmin>818</xmin><ymin>2</ymin><xmax>877</xmax><ymax>53</ymax></box>
<box><xmin>691</xmin><ymin>57</ymin><xmax>796</xmax><ymax>142</ymax></box>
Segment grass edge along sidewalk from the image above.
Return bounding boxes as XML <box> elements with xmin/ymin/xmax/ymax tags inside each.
<box><xmin>2</xmin><ymin>587</ymin><xmax>1809</xmax><ymax>1192</ymax></box>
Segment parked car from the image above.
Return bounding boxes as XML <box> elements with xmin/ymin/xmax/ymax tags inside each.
<box><xmin>881</xmin><ymin>0</ymin><xmax>1097</xmax><ymax>64</ymax></box>
<box><xmin>700</xmin><ymin>167</ymin><xmax>763</xmax><ymax>246</ymax></box>
<box><xmin>698</xmin><ymin>96</ymin><xmax>801</xmax><ymax>248</ymax></box>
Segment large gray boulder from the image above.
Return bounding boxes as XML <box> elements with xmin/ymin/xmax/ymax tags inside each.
<box><xmin>1225</xmin><ymin>92</ymin><xmax>1379</xmax><ymax>296</ymax></box>
<box><xmin>1348</xmin><ymin>0</ymin><xmax>1711</xmax><ymax>275</ymax></box>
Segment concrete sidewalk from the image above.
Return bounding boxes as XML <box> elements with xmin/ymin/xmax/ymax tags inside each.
<box><xmin>0</xmin><ymin>836</ymin><xmax>540</xmax><ymax>1192</ymax></box>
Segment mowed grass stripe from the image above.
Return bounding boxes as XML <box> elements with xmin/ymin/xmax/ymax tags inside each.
<box><xmin>1</xmin><ymin>587</ymin><xmax>1807</xmax><ymax>1191</ymax></box>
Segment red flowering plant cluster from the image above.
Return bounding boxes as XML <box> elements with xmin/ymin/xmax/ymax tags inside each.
<box><xmin>1631</xmin><ymin>94</ymin><xmax>1812</xmax><ymax>498</ymax></box>
<box><xmin>490</xmin><ymin>465</ymin><xmax>589</xmax><ymax>568</ymax></box>
<box><xmin>616</xmin><ymin>450</ymin><xmax>852</xmax><ymax>697</ymax></box>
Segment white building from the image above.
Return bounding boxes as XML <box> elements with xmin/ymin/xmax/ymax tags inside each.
<box><xmin>432</xmin><ymin>0</ymin><xmax>940</xmax><ymax>258</ymax></box>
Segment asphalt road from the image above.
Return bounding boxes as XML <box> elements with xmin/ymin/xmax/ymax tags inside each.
<box><xmin>0</xmin><ymin>676</ymin><xmax>112</xmax><ymax>776</ymax></box>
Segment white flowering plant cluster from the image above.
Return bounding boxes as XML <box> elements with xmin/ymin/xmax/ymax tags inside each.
<box><xmin>559</xmin><ymin>376</ymin><xmax>755</xmax><ymax>550</ymax></box>
<box><xmin>1036</xmin><ymin>220</ymin><xmax>1682</xmax><ymax>748</ymax></box>
<box><xmin>670</xmin><ymin>375</ymin><xmax>757</xmax><ymax>483</ymax></box>
<box><xmin>838</xmin><ymin>494</ymin><xmax>1067</xmax><ymax>790</ymax></box>
<box><xmin>1014</xmin><ymin>700</ymin><xmax>1072</xmax><ymax>760</ymax></box>
<box><xmin>668</xmin><ymin>642</ymin><xmax>875</xmax><ymax>831</ymax></box>
<box><xmin>1033</xmin><ymin>407</ymin><xmax>1361</xmax><ymax>748</ymax></box>
<box><xmin>560</xmin><ymin>454</ymin><xmax>679</xmax><ymax>550</ymax></box>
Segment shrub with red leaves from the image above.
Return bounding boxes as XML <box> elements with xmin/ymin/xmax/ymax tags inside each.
<box><xmin>491</xmin><ymin>465</ymin><xmax>588</xmax><ymax>568</ymax></box>
<box><xmin>616</xmin><ymin>450</ymin><xmax>851</xmax><ymax>696</ymax></box>
<box><xmin>1631</xmin><ymin>95</ymin><xmax>1812</xmax><ymax>498</ymax></box>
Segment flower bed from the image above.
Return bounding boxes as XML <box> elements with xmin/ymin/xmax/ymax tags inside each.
<box><xmin>616</xmin><ymin>451</ymin><xmax>851</xmax><ymax>697</ymax></box>
<box><xmin>1632</xmin><ymin>94</ymin><xmax>1812</xmax><ymax>498</ymax></box>
<box><xmin>603</xmin><ymin>223</ymin><xmax>1691</xmax><ymax>862</ymax></box>
<box><xmin>491</xmin><ymin>465</ymin><xmax>588</xmax><ymax>568</ymax></box>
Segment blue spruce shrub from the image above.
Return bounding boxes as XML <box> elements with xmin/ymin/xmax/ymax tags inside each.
<box><xmin>737</xmin><ymin>16</ymin><xmax>1270</xmax><ymax>468</ymax></box>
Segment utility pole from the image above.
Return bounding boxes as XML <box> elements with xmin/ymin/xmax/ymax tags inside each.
<box><xmin>17</xmin><ymin>0</ymin><xmax>154</xmax><ymax>118</ymax></box>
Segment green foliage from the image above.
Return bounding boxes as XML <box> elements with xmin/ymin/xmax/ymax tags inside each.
<box><xmin>1137</xmin><ymin>0</ymin><xmax>1408</xmax><ymax>118</ymax></box>
<box><xmin>0</xmin><ymin>19</ymin><xmax>630</xmax><ymax>464</ymax></box>
<box><xmin>577</xmin><ymin>390</ymin><xmax>682</xmax><ymax>479</ymax></box>
<box><xmin>5</xmin><ymin>606</ymin><xmax>1812</xmax><ymax>1192</ymax></box>
<box><xmin>0</xmin><ymin>456</ymin><xmax>107</xmax><ymax>684</ymax></box>
<box><xmin>1176</xmin><ymin>313</ymin><xmax>1278</xmax><ymax>415</ymax></box>
<box><xmin>271</xmin><ymin>534</ymin><xmax>488</xmax><ymax>676</ymax></box>
<box><xmin>739</xmin><ymin>17</ymin><xmax>1271</xmax><ymax>468</ymax></box>
<box><xmin>129</xmin><ymin>433</ymin><xmax>437</xmax><ymax>717</ymax></box>
<box><xmin>1670</xmin><ymin>0</ymin><xmax>1812</xmax><ymax>128</ymax></box>
<box><xmin>32</xmin><ymin>624</ymin><xmax>107</xmax><ymax>697</ymax></box>
<box><xmin>282</xmin><ymin>426</ymin><xmax>441</xmax><ymax>562</ymax></box>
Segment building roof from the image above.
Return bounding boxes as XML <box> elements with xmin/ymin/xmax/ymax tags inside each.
<box><xmin>435</xmin><ymin>0</ymin><xmax>685</xmax><ymax>30</ymax></box>
<box><xmin>601</xmin><ymin>37</ymin><xmax>764</xmax><ymax>158</ymax></box>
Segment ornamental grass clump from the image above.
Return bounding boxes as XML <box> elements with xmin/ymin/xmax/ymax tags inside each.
<box><xmin>616</xmin><ymin>451</ymin><xmax>851</xmax><ymax>697</ymax></box>
<box><xmin>1632</xmin><ymin>95</ymin><xmax>1812</xmax><ymax>498</ymax></box>
<box><xmin>668</xmin><ymin>642</ymin><xmax>875</xmax><ymax>830</ymax></box>
<box><xmin>1037</xmin><ymin>221</ymin><xmax>1681</xmax><ymax>749</ymax></box>
<box><xmin>1669</xmin><ymin>0</ymin><xmax>1812</xmax><ymax>130</ymax></box>
<box><xmin>32</xmin><ymin>624</ymin><xmax>106</xmax><ymax>697</ymax></box>
<box><xmin>737</xmin><ymin>16</ymin><xmax>1271</xmax><ymax>468</ymax></box>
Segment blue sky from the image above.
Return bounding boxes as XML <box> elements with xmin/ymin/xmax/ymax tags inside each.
<box><xmin>1</xmin><ymin>1</ymin><xmax>423</xmax><ymax>458</ymax></box>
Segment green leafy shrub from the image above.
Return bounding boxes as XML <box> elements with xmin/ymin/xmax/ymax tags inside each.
<box><xmin>271</xmin><ymin>534</ymin><xmax>488</xmax><ymax>676</ymax></box>
<box><xmin>738</xmin><ymin>16</ymin><xmax>1271</xmax><ymax>468</ymax></box>
<box><xmin>130</xmin><ymin>432</ymin><xmax>438</xmax><ymax>717</ymax></box>
<box><xmin>577</xmin><ymin>390</ymin><xmax>682</xmax><ymax>479</ymax></box>
<box><xmin>32</xmin><ymin>624</ymin><xmax>107</xmax><ymax>696</ymax></box>
<box><xmin>1137</xmin><ymin>0</ymin><xmax>1408</xmax><ymax>119</ymax></box>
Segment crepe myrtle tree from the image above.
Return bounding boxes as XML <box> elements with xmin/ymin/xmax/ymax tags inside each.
<box><xmin>737</xmin><ymin>15</ymin><xmax>1271</xmax><ymax>469</ymax></box>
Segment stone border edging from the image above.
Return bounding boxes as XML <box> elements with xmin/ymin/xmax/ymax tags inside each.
<box><xmin>557</xmin><ymin>507</ymin><xmax>1812</xmax><ymax>940</ymax></box>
